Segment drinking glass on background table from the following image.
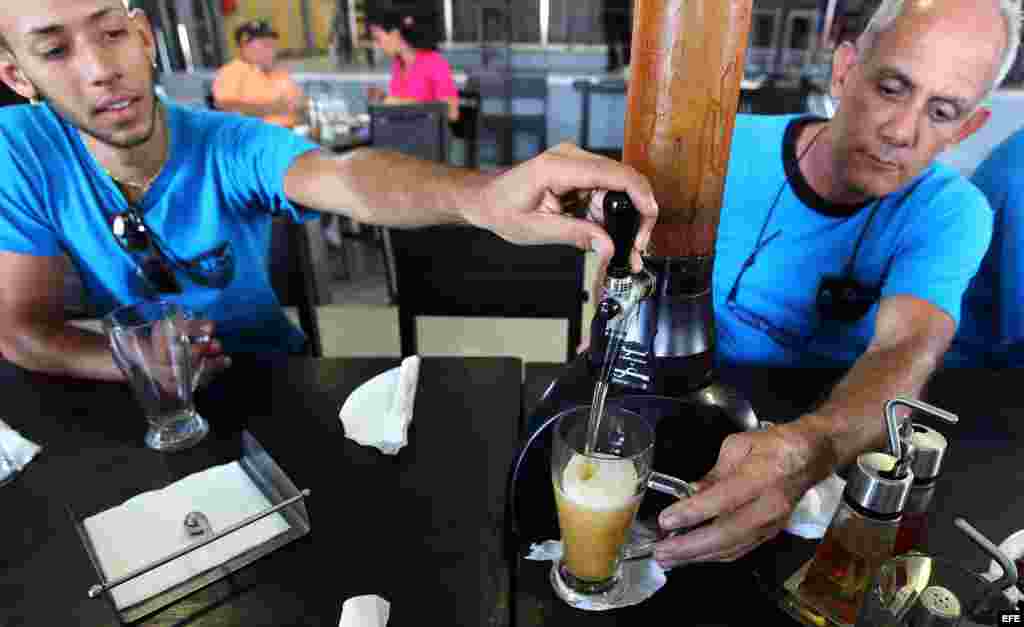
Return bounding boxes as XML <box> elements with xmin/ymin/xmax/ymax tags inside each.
<box><xmin>550</xmin><ymin>405</ymin><xmax>695</xmax><ymax>609</ymax></box>
<box><xmin>104</xmin><ymin>301</ymin><xmax>210</xmax><ymax>452</ymax></box>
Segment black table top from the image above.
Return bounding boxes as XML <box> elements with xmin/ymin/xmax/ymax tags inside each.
<box><xmin>514</xmin><ymin>364</ymin><xmax>1024</xmax><ymax>626</ymax></box>
<box><xmin>1</xmin><ymin>355</ymin><xmax>522</xmax><ymax>627</ymax></box>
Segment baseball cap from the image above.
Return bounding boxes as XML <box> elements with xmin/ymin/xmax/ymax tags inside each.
<box><xmin>235</xmin><ymin>19</ymin><xmax>279</xmax><ymax>46</ymax></box>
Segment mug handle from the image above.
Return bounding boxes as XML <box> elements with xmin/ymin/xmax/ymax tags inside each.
<box><xmin>621</xmin><ymin>472</ymin><xmax>696</xmax><ymax>561</ymax></box>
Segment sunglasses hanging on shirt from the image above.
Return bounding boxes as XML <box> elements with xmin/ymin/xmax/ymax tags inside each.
<box><xmin>110</xmin><ymin>207</ymin><xmax>183</xmax><ymax>294</ymax></box>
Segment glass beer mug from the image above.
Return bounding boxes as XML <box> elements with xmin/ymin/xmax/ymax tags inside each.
<box><xmin>549</xmin><ymin>405</ymin><xmax>695</xmax><ymax>610</ymax></box>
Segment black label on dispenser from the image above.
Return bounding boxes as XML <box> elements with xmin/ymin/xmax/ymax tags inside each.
<box><xmin>610</xmin><ymin>341</ymin><xmax>653</xmax><ymax>391</ymax></box>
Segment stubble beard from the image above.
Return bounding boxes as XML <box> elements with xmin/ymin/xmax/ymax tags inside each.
<box><xmin>34</xmin><ymin>62</ymin><xmax>161</xmax><ymax>150</ymax></box>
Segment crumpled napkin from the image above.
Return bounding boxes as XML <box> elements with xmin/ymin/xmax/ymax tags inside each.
<box><xmin>525</xmin><ymin>536</ymin><xmax>667</xmax><ymax>611</ymax></box>
<box><xmin>0</xmin><ymin>418</ymin><xmax>42</xmax><ymax>483</ymax></box>
<box><xmin>785</xmin><ymin>473</ymin><xmax>846</xmax><ymax>540</ymax></box>
<box><xmin>339</xmin><ymin>595</ymin><xmax>390</xmax><ymax>627</ymax></box>
<box><xmin>339</xmin><ymin>356</ymin><xmax>420</xmax><ymax>455</ymax></box>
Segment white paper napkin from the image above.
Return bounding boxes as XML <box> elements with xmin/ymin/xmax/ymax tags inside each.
<box><xmin>525</xmin><ymin>536</ymin><xmax>667</xmax><ymax>611</ymax></box>
<box><xmin>339</xmin><ymin>594</ymin><xmax>391</xmax><ymax>627</ymax></box>
<box><xmin>785</xmin><ymin>473</ymin><xmax>846</xmax><ymax>539</ymax></box>
<box><xmin>0</xmin><ymin>418</ymin><xmax>42</xmax><ymax>482</ymax></box>
<box><xmin>84</xmin><ymin>461</ymin><xmax>291</xmax><ymax>609</ymax></box>
<box><xmin>339</xmin><ymin>356</ymin><xmax>420</xmax><ymax>455</ymax></box>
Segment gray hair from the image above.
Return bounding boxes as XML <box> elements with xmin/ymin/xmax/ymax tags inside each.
<box><xmin>858</xmin><ymin>0</ymin><xmax>1022</xmax><ymax>94</ymax></box>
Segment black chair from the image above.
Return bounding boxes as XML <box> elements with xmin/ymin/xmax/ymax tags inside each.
<box><xmin>390</xmin><ymin>225</ymin><xmax>587</xmax><ymax>363</ymax></box>
<box><xmin>573</xmin><ymin>78</ymin><xmax>627</xmax><ymax>161</ymax></box>
<box><xmin>268</xmin><ymin>217</ymin><xmax>327</xmax><ymax>357</ymax></box>
<box><xmin>368</xmin><ymin>102</ymin><xmax>450</xmax><ymax>303</ymax></box>
<box><xmin>471</xmin><ymin>71</ymin><xmax>548</xmax><ymax>167</ymax></box>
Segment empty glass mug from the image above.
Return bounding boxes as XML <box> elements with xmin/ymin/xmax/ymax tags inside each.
<box><xmin>550</xmin><ymin>405</ymin><xmax>695</xmax><ymax>609</ymax></box>
<box><xmin>104</xmin><ymin>301</ymin><xmax>210</xmax><ymax>452</ymax></box>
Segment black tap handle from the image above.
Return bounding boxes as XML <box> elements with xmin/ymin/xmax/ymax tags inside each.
<box><xmin>603</xmin><ymin>191</ymin><xmax>641</xmax><ymax>278</ymax></box>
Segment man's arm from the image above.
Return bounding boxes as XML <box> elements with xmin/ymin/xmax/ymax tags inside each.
<box><xmin>0</xmin><ymin>252</ymin><xmax>123</xmax><ymax>380</ymax></box>
<box><xmin>791</xmin><ymin>294</ymin><xmax>953</xmax><ymax>470</ymax></box>
<box><xmin>282</xmin><ymin>143</ymin><xmax>659</xmax><ymax>266</ymax></box>
<box><xmin>653</xmin><ymin>295</ymin><xmax>954</xmax><ymax>565</ymax></box>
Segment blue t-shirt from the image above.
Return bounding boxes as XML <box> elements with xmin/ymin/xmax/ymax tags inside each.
<box><xmin>714</xmin><ymin>115</ymin><xmax>993</xmax><ymax>368</ymax></box>
<box><xmin>948</xmin><ymin>128</ymin><xmax>1024</xmax><ymax>367</ymax></box>
<box><xmin>0</xmin><ymin>100</ymin><xmax>320</xmax><ymax>355</ymax></box>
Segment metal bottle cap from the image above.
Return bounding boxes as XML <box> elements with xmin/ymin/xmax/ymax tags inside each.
<box><xmin>845</xmin><ymin>398</ymin><xmax>957</xmax><ymax>516</ymax></box>
<box><xmin>846</xmin><ymin>451</ymin><xmax>914</xmax><ymax>516</ymax></box>
<box><xmin>907</xmin><ymin>423</ymin><xmax>949</xmax><ymax>482</ymax></box>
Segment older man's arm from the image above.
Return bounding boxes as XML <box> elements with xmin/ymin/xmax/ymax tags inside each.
<box><xmin>653</xmin><ymin>294</ymin><xmax>953</xmax><ymax>565</ymax></box>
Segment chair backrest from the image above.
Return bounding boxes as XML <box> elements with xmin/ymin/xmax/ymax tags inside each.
<box><xmin>369</xmin><ymin>102</ymin><xmax>449</xmax><ymax>164</ymax></box>
<box><xmin>390</xmin><ymin>226</ymin><xmax>586</xmax><ymax>362</ymax></box>
<box><xmin>574</xmin><ymin>78</ymin><xmax>626</xmax><ymax>161</ymax></box>
<box><xmin>268</xmin><ymin>217</ymin><xmax>327</xmax><ymax>357</ymax></box>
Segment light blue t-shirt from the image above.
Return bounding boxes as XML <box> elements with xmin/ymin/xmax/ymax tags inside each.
<box><xmin>0</xmin><ymin>100</ymin><xmax>320</xmax><ymax>355</ymax></box>
<box><xmin>948</xmin><ymin>127</ymin><xmax>1024</xmax><ymax>367</ymax></box>
<box><xmin>714</xmin><ymin>115</ymin><xmax>993</xmax><ymax>368</ymax></box>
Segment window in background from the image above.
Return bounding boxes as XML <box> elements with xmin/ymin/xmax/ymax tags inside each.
<box><xmin>450</xmin><ymin>0</ymin><xmax>541</xmax><ymax>44</ymax></box>
<box><xmin>748</xmin><ymin>8</ymin><xmax>782</xmax><ymax>74</ymax></box>
<box><xmin>780</xmin><ymin>9</ymin><xmax>819</xmax><ymax>83</ymax></box>
<box><xmin>547</xmin><ymin>0</ymin><xmax>603</xmax><ymax>46</ymax></box>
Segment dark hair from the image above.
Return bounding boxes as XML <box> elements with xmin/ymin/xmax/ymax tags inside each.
<box><xmin>366</xmin><ymin>9</ymin><xmax>443</xmax><ymax>51</ymax></box>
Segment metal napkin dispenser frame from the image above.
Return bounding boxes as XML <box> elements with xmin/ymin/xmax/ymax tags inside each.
<box><xmin>67</xmin><ymin>431</ymin><xmax>312</xmax><ymax>624</ymax></box>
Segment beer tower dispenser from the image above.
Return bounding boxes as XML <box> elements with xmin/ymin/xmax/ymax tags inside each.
<box><xmin>527</xmin><ymin>0</ymin><xmax>758</xmax><ymax>427</ymax></box>
<box><xmin>511</xmin><ymin>0</ymin><xmax>762</xmax><ymax>559</ymax></box>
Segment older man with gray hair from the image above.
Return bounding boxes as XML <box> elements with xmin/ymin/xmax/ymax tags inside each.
<box><xmin>651</xmin><ymin>0</ymin><xmax>1022</xmax><ymax>568</ymax></box>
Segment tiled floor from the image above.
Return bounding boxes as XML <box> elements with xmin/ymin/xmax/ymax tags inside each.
<box><xmin>307</xmin><ymin>227</ymin><xmax>599</xmax><ymax>364</ymax></box>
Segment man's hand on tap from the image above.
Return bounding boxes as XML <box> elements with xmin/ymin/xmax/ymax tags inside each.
<box><xmin>652</xmin><ymin>420</ymin><xmax>837</xmax><ymax>566</ymax></box>
<box><xmin>469</xmin><ymin>143</ymin><xmax>656</xmax><ymax>273</ymax></box>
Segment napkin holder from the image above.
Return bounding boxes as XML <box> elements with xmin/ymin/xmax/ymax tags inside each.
<box><xmin>68</xmin><ymin>431</ymin><xmax>312</xmax><ymax>624</ymax></box>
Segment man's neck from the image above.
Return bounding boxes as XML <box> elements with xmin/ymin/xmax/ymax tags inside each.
<box><xmin>240</xmin><ymin>56</ymin><xmax>272</xmax><ymax>73</ymax></box>
<box><xmin>83</xmin><ymin>103</ymin><xmax>169</xmax><ymax>195</ymax></box>
<box><xmin>798</xmin><ymin>122</ymin><xmax>872</xmax><ymax>206</ymax></box>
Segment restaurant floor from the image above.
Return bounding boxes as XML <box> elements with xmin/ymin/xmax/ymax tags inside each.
<box><xmin>302</xmin><ymin>231</ymin><xmax>600</xmax><ymax>365</ymax></box>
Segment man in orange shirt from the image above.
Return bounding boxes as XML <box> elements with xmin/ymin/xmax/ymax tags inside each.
<box><xmin>212</xmin><ymin>20</ymin><xmax>304</xmax><ymax>128</ymax></box>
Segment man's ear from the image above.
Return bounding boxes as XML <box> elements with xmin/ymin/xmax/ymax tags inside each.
<box><xmin>952</xmin><ymin>106</ymin><xmax>991</xmax><ymax>146</ymax></box>
<box><xmin>830</xmin><ymin>41</ymin><xmax>859</xmax><ymax>100</ymax></box>
<box><xmin>0</xmin><ymin>60</ymin><xmax>39</xmax><ymax>102</ymax></box>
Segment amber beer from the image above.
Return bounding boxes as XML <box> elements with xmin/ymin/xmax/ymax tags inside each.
<box><xmin>624</xmin><ymin>0</ymin><xmax>753</xmax><ymax>258</ymax></box>
<box><xmin>553</xmin><ymin>453</ymin><xmax>642</xmax><ymax>586</ymax></box>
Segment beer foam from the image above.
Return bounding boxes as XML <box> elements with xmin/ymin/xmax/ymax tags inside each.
<box><xmin>561</xmin><ymin>453</ymin><xmax>638</xmax><ymax>510</ymax></box>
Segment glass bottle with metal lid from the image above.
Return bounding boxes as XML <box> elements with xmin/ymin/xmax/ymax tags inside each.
<box><xmin>894</xmin><ymin>416</ymin><xmax>957</xmax><ymax>555</ymax></box>
<box><xmin>791</xmin><ymin>398</ymin><xmax>958</xmax><ymax>626</ymax></box>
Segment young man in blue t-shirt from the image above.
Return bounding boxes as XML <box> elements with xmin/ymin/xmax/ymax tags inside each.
<box><xmin>0</xmin><ymin>2</ymin><xmax>657</xmax><ymax>381</ymax></box>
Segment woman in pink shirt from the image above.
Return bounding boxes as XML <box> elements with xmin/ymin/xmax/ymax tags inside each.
<box><xmin>367</xmin><ymin>11</ymin><xmax>460</xmax><ymax>122</ymax></box>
